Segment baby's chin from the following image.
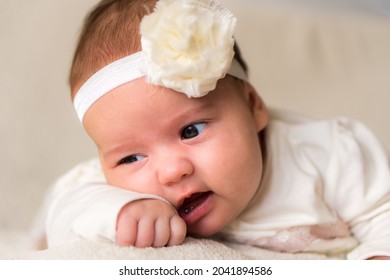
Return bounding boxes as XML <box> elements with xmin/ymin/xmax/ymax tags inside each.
<box><xmin>186</xmin><ymin>218</ymin><xmax>230</xmax><ymax>237</ymax></box>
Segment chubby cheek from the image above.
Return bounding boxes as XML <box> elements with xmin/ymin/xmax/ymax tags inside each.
<box><xmin>206</xmin><ymin>133</ymin><xmax>262</xmax><ymax>197</ymax></box>
<box><xmin>189</xmin><ymin>141</ymin><xmax>262</xmax><ymax>237</ymax></box>
<box><xmin>103</xmin><ymin>167</ymin><xmax>159</xmax><ymax>195</ymax></box>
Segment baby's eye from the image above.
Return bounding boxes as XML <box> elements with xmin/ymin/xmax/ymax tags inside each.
<box><xmin>118</xmin><ymin>154</ymin><xmax>145</xmax><ymax>165</ymax></box>
<box><xmin>181</xmin><ymin>123</ymin><xmax>206</xmax><ymax>139</ymax></box>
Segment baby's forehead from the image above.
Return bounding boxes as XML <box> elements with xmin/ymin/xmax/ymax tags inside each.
<box><xmin>82</xmin><ymin>72</ymin><xmax>244</xmax><ymax>134</ymax></box>
<box><xmin>102</xmin><ymin>76</ymin><xmax>240</xmax><ymax>115</ymax></box>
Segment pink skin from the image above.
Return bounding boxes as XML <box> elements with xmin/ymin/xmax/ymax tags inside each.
<box><xmin>83</xmin><ymin>75</ymin><xmax>269</xmax><ymax>247</ymax></box>
<box><xmin>367</xmin><ymin>256</ymin><xmax>390</xmax><ymax>260</ymax></box>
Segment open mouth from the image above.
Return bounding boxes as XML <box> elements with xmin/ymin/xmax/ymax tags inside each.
<box><xmin>178</xmin><ymin>191</ymin><xmax>212</xmax><ymax>221</ymax></box>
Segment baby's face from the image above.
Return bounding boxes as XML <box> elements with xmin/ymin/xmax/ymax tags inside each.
<box><xmin>83</xmin><ymin>76</ymin><xmax>268</xmax><ymax>237</ymax></box>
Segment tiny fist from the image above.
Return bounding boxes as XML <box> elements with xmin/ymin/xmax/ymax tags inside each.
<box><xmin>116</xmin><ymin>199</ymin><xmax>187</xmax><ymax>248</ymax></box>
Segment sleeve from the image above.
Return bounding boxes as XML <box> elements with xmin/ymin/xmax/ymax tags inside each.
<box><xmin>44</xmin><ymin>159</ymin><xmax>170</xmax><ymax>248</ymax></box>
<box><xmin>323</xmin><ymin>118</ymin><xmax>390</xmax><ymax>259</ymax></box>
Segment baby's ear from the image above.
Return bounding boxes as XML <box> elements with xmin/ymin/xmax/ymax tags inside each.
<box><xmin>242</xmin><ymin>81</ymin><xmax>269</xmax><ymax>132</ymax></box>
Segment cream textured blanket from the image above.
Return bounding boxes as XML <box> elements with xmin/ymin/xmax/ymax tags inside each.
<box><xmin>6</xmin><ymin>236</ymin><xmax>329</xmax><ymax>260</ymax></box>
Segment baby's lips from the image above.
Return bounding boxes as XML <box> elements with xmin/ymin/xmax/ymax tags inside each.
<box><xmin>178</xmin><ymin>191</ymin><xmax>212</xmax><ymax>217</ymax></box>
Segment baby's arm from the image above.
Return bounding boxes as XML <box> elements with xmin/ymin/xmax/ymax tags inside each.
<box><xmin>324</xmin><ymin>119</ymin><xmax>390</xmax><ymax>259</ymax></box>
<box><xmin>44</xmin><ymin>159</ymin><xmax>185</xmax><ymax>248</ymax></box>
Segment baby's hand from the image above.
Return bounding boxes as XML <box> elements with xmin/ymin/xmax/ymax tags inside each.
<box><xmin>116</xmin><ymin>199</ymin><xmax>186</xmax><ymax>248</ymax></box>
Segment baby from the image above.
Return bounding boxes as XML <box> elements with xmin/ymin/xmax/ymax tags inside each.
<box><xmin>43</xmin><ymin>0</ymin><xmax>390</xmax><ymax>260</ymax></box>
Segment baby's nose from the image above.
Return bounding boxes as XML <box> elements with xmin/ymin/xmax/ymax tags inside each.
<box><xmin>157</xmin><ymin>155</ymin><xmax>194</xmax><ymax>186</ymax></box>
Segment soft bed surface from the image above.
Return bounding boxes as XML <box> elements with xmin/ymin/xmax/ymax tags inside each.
<box><xmin>5</xmin><ymin>236</ymin><xmax>329</xmax><ymax>260</ymax></box>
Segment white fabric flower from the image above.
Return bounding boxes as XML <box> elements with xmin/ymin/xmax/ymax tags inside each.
<box><xmin>140</xmin><ymin>0</ymin><xmax>237</xmax><ymax>98</ymax></box>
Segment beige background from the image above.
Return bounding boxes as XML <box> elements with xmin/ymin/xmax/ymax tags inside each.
<box><xmin>0</xmin><ymin>0</ymin><xmax>389</xmax><ymax>234</ymax></box>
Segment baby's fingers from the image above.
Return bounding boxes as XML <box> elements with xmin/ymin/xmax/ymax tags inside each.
<box><xmin>152</xmin><ymin>217</ymin><xmax>171</xmax><ymax>247</ymax></box>
<box><xmin>116</xmin><ymin>219</ymin><xmax>137</xmax><ymax>247</ymax></box>
<box><xmin>167</xmin><ymin>215</ymin><xmax>187</xmax><ymax>246</ymax></box>
<box><xmin>135</xmin><ymin>217</ymin><xmax>156</xmax><ymax>247</ymax></box>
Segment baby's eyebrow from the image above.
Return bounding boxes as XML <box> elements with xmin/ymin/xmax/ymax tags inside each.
<box><xmin>176</xmin><ymin>102</ymin><xmax>215</xmax><ymax>116</ymax></box>
<box><xmin>101</xmin><ymin>145</ymin><xmax>128</xmax><ymax>162</ymax></box>
<box><xmin>100</xmin><ymin>138</ymin><xmax>142</xmax><ymax>162</ymax></box>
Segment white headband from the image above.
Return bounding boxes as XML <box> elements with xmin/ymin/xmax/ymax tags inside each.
<box><xmin>73</xmin><ymin>52</ymin><xmax>247</xmax><ymax>121</ymax></box>
<box><xmin>73</xmin><ymin>0</ymin><xmax>244</xmax><ymax>122</ymax></box>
